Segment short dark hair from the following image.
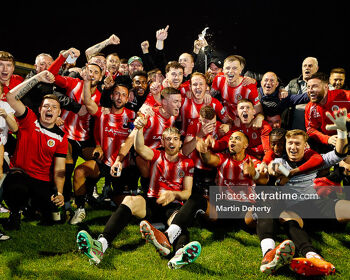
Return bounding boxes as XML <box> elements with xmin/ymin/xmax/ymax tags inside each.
<box><xmin>165</xmin><ymin>61</ymin><xmax>184</xmax><ymax>73</ymax></box>
<box><xmin>160</xmin><ymin>87</ymin><xmax>181</xmax><ymax>100</ymax></box>
<box><xmin>269</xmin><ymin>128</ymin><xmax>286</xmax><ymax>139</ymax></box>
<box><xmin>87</xmin><ymin>63</ymin><xmax>102</xmax><ymax>73</ymax></box>
<box><xmin>91</xmin><ymin>53</ymin><xmax>105</xmax><ymax>58</ymax></box>
<box><xmin>120</xmin><ymin>58</ymin><xmax>128</xmax><ymax>64</ymax></box>
<box><xmin>41</xmin><ymin>94</ymin><xmax>60</xmax><ymax>107</ymax></box>
<box><xmin>330</xmin><ymin>67</ymin><xmax>346</xmax><ymax>75</ymax></box>
<box><xmin>107</xmin><ymin>53</ymin><xmax>120</xmax><ymax>59</ymax></box>
<box><xmin>199</xmin><ymin>105</ymin><xmax>216</xmax><ymax>120</ymax></box>
<box><xmin>309</xmin><ymin>72</ymin><xmax>329</xmax><ymax>83</ymax></box>
<box><xmin>131</xmin><ymin>70</ymin><xmax>147</xmax><ymax>80</ymax></box>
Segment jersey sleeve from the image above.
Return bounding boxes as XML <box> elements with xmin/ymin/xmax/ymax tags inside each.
<box><xmin>262</xmin><ymin>149</ymin><xmax>275</xmax><ymax>164</ymax></box>
<box><xmin>305</xmin><ymin>103</ymin><xmax>330</xmax><ymax>144</ymax></box>
<box><xmin>248</xmin><ymin>84</ymin><xmax>260</xmax><ymax>105</ymax></box>
<box><xmin>54</xmin><ymin>135</ymin><xmax>68</xmax><ymax>158</ymax></box>
<box><xmin>298</xmin><ymin>149</ymin><xmax>324</xmax><ymax>172</ymax></box>
<box><xmin>260</xmin><ymin>122</ymin><xmax>272</xmax><ymax>153</ymax></box>
<box><xmin>184</xmin><ymin>158</ymin><xmax>194</xmax><ymax>177</ymax></box>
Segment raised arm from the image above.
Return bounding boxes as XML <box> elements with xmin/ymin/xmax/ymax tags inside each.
<box><xmin>325</xmin><ymin>108</ymin><xmax>348</xmax><ymax>155</ymax></box>
<box><xmin>6</xmin><ymin>70</ymin><xmax>55</xmax><ymax>117</ymax></box>
<box><xmin>85</xmin><ymin>34</ymin><xmax>120</xmax><ymax>61</ymax></box>
<box><xmin>82</xmin><ymin>65</ymin><xmax>98</xmax><ymax>115</ymax></box>
<box><xmin>134</xmin><ymin>124</ymin><xmax>154</xmax><ymax>161</ymax></box>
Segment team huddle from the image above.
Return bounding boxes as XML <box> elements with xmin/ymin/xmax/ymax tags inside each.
<box><xmin>0</xmin><ymin>25</ymin><xmax>349</xmax><ymax>277</ymax></box>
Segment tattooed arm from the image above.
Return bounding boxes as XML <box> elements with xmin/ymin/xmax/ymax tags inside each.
<box><xmin>85</xmin><ymin>34</ymin><xmax>120</xmax><ymax>61</ymax></box>
<box><xmin>6</xmin><ymin>70</ymin><xmax>55</xmax><ymax>117</ymax></box>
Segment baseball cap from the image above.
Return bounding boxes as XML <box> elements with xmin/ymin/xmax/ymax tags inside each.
<box><xmin>128</xmin><ymin>56</ymin><xmax>143</xmax><ymax>65</ymax></box>
<box><xmin>209</xmin><ymin>57</ymin><xmax>223</xmax><ymax>68</ymax></box>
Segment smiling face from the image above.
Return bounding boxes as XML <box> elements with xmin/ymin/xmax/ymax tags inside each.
<box><xmin>329</xmin><ymin>72</ymin><xmax>345</xmax><ymax>89</ymax></box>
<box><xmin>166</xmin><ymin>67</ymin><xmax>184</xmax><ymax>89</ymax></box>
<box><xmin>132</xmin><ymin>75</ymin><xmax>148</xmax><ymax>96</ymax></box>
<box><xmin>261</xmin><ymin>72</ymin><xmax>279</xmax><ymax>95</ymax></box>
<box><xmin>237</xmin><ymin>101</ymin><xmax>255</xmax><ymax>124</ymax></box>
<box><xmin>307</xmin><ymin>77</ymin><xmax>328</xmax><ymax>103</ymax></box>
<box><xmin>286</xmin><ymin>135</ymin><xmax>307</xmax><ymax>162</ymax></box>
<box><xmin>228</xmin><ymin>131</ymin><xmax>248</xmax><ymax>155</ymax></box>
<box><xmin>35</xmin><ymin>54</ymin><xmax>53</xmax><ymax>73</ymax></box>
<box><xmin>270</xmin><ymin>134</ymin><xmax>285</xmax><ymax>157</ymax></box>
<box><xmin>39</xmin><ymin>98</ymin><xmax>61</xmax><ymax>128</ymax></box>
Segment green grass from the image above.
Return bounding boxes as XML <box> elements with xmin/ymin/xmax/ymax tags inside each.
<box><xmin>1</xmin><ymin>157</ymin><xmax>350</xmax><ymax>279</ymax></box>
<box><xmin>1</xmin><ymin>209</ymin><xmax>350</xmax><ymax>279</ymax></box>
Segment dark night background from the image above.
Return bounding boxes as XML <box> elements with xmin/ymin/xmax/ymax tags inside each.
<box><xmin>2</xmin><ymin>0</ymin><xmax>349</xmax><ymax>85</ymax></box>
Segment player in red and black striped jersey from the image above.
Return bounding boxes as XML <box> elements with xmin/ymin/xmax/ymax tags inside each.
<box><xmin>48</xmin><ymin>48</ymin><xmax>104</xmax><ymax>205</ymax></box>
<box><xmin>3</xmin><ymin>70</ymin><xmax>68</xmax><ymax>229</ymax></box>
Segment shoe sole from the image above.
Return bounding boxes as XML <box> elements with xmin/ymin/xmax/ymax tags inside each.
<box><xmin>290</xmin><ymin>258</ymin><xmax>336</xmax><ymax>276</ymax></box>
<box><xmin>260</xmin><ymin>240</ymin><xmax>295</xmax><ymax>274</ymax></box>
<box><xmin>168</xmin><ymin>241</ymin><xmax>202</xmax><ymax>269</ymax></box>
<box><xmin>140</xmin><ymin>221</ymin><xmax>171</xmax><ymax>256</ymax></box>
<box><xmin>76</xmin><ymin>231</ymin><xmax>101</xmax><ymax>265</ymax></box>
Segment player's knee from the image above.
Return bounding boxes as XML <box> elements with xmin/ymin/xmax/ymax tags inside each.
<box><xmin>73</xmin><ymin>165</ymin><xmax>86</xmax><ymax>180</ymax></box>
<box><xmin>122</xmin><ymin>195</ymin><xmax>145</xmax><ymax>213</ymax></box>
<box><xmin>279</xmin><ymin>210</ymin><xmax>304</xmax><ymax>228</ymax></box>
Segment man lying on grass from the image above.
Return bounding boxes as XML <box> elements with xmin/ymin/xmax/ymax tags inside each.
<box><xmin>77</xmin><ymin>123</ymin><xmax>201</xmax><ymax>268</ymax></box>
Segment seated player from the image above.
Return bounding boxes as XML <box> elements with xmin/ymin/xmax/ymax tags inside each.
<box><xmin>76</xmin><ymin>126</ymin><xmax>198</xmax><ymax>267</ymax></box>
<box><xmin>261</xmin><ymin>109</ymin><xmax>349</xmax><ymax>276</ymax></box>
<box><xmin>70</xmin><ymin>69</ymin><xmax>136</xmax><ymax>224</ymax></box>
<box><xmin>182</xmin><ymin>105</ymin><xmax>226</xmax><ymax>196</ymax></box>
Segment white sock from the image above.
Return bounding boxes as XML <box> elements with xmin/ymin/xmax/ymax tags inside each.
<box><xmin>261</xmin><ymin>238</ymin><xmax>275</xmax><ymax>256</ymax></box>
<box><xmin>165</xmin><ymin>224</ymin><xmax>182</xmax><ymax>244</ymax></box>
<box><xmin>306</xmin><ymin>251</ymin><xmax>322</xmax><ymax>259</ymax></box>
<box><xmin>98</xmin><ymin>236</ymin><xmax>108</xmax><ymax>253</ymax></box>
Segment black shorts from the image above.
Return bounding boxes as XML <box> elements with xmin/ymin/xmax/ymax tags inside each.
<box><xmin>144</xmin><ymin>197</ymin><xmax>182</xmax><ymax>224</ymax></box>
<box><xmin>96</xmin><ymin>161</ymin><xmax>140</xmax><ymax>194</ymax></box>
<box><xmin>286</xmin><ymin>197</ymin><xmax>338</xmax><ymax>219</ymax></box>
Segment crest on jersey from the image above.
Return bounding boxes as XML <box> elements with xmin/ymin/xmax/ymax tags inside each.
<box><xmin>252</xmin><ymin>132</ymin><xmax>257</xmax><ymax>140</ymax></box>
<box><xmin>178</xmin><ymin>169</ymin><xmax>185</xmax><ymax>178</ymax></box>
<box><xmin>47</xmin><ymin>139</ymin><xmax>55</xmax><ymax>147</ymax></box>
<box><xmin>331</xmin><ymin>105</ymin><xmax>339</xmax><ymax>112</ymax></box>
<box><xmin>236</xmin><ymin>94</ymin><xmax>242</xmax><ymax>101</ymax></box>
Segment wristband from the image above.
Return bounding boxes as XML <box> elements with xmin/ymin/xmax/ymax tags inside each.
<box><xmin>253</xmin><ymin>171</ymin><xmax>260</xmax><ymax>181</ymax></box>
<box><xmin>337</xmin><ymin>129</ymin><xmax>347</xmax><ymax>139</ymax></box>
